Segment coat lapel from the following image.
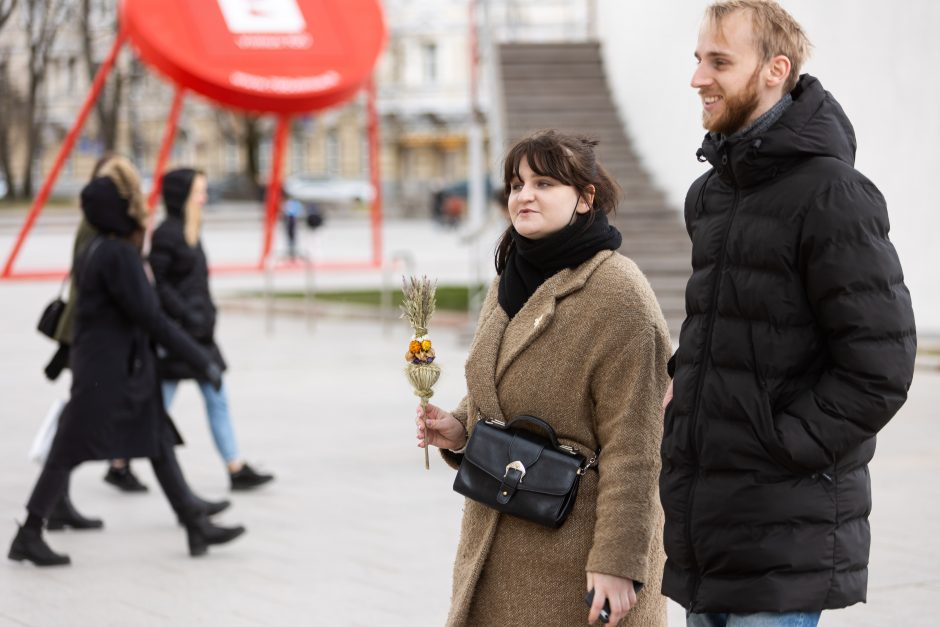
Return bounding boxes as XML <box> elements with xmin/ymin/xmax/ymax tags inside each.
<box><xmin>495</xmin><ymin>250</ymin><xmax>615</xmax><ymax>385</ymax></box>
<box><xmin>464</xmin><ymin>250</ymin><xmax>615</xmax><ymax>424</ymax></box>
<box><xmin>464</xmin><ymin>295</ymin><xmax>509</xmax><ymax>424</ymax></box>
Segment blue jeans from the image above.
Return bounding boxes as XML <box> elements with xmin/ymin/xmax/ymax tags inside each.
<box><xmin>687</xmin><ymin>612</ymin><xmax>821</xmax><ymax>627</ymax></box>
<box><xmin>162</xmin><ymin>379</ymin><xmax>240</xmax><ymax>464</ymax></box>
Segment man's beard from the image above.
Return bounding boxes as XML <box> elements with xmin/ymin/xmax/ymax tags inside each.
<box><xmin>702</xmin><ymin>67</ymin><xmax>761</xmax><ymax>136</ymax></box>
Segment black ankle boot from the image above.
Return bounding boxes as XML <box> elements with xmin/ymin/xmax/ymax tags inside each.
<box><xmin>8</xmin><ymin>525</ymin><xmax>71</xmax><ymax>566</ymax></box>
<box><xmin>46</xmin><ymin>495</ymin><xmax>104</xmax><ymax>531</ymax></box>
<box><xmin>184</xmin><ymin>514</ymin><xmax>245</xmax><ymax>557</ymax></box>
<box><xmin>176</xmin><ymin>496</ymin><xmax>231</xmax><ymax>526</ymax></box>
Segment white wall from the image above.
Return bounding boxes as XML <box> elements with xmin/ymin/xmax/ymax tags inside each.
<box><xmin>596</xmin><ymin>0</ymin><xmax>940</xmax><ymax>335</ymax></box>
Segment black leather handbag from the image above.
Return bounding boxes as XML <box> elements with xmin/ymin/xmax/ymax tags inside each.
<box><xmin>37</xmin><ymin>237</ymin><xmax>102</xmax><ymax>340</ymax></box>
<box><xmin>36</xmin><ymin>294</ymin><xmax>66</xmax><ymax>339</ymax></box>
<box><xmin>452</xmin><ymin>415</ymin><xmax>597</xmax><ymax>529</ymax></box>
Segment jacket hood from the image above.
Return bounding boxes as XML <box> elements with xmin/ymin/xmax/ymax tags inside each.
<box><xmin>81</xmin><ymin>176</ymin><xmax>139</xmax><ymax>237</ymax></box>
<box><xmin>161</xmin><ymin>168</ymin><xmax>197</xmax><ymax>218</ymax></box>
<box><xmin>699</xmin><ymin>75</ymin><xmax>858</xmax><ymax>188</ymax></box>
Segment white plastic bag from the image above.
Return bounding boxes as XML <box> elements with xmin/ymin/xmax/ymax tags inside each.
<box><xmin>28</xmin><ymin>399</ymin><xmax>64</xmax><ymax>465</ymax></box>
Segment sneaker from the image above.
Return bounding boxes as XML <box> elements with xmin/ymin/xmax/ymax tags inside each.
<box><xmin>229</xmin><ymin>463</ymin><xmax>274</xmax><ymax>491</ymax></box>
<box><xmin>104</xmin><ymin>465</ymin><xmax>149</xmax><ymax>493</ymax></box>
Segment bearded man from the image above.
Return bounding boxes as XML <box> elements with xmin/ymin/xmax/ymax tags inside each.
<box><xmin>659</xmin><ymin>2</ymin><xmax>917</xmax><ymax>626</ymax></box>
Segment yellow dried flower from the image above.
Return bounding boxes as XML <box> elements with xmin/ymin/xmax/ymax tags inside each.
<box><xmin>421</xmin><ymin>339</ymin><xmax>432</xmax><ymax>351</ymax></box>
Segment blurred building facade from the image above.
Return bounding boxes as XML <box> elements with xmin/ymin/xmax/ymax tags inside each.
<box><xmin>0</xmin><ymin>0</ymin><xmax>588</xmax><ymax>216</ymax></box>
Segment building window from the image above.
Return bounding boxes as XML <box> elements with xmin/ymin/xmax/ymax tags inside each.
<box><xmin>360</xmin><ymin>133</ymin><xmax>370</xmax><ymax>178</ymax></box>
<box><xmin>223</xmin><ymin>137</ymin><xmax>239</xmax><ymax>173</ymax></box>
<box><xmin>259</xmin><ymin>137</ymin><xmax>272</xmax><ymax>179</ymax></box>
<box><xmin>291</xmin><ymin>133</ymin><xmax>306</xmax><ymax>174</ymax></box>
<box><xmin>421</xmin><ymin>41</ymin><xmax>437</xmax><ymax>85</ymax></box>
<box><xmin>326</xmin><ymin>128</ymin><xmax>340</xmax><ymax>176</ymax></box>
<box><xmin>67</xmin><ymin>56</ymin><xmax>77</xmax><ymax>93</ymax></box>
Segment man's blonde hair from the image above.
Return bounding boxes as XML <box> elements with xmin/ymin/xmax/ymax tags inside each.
<box><xmin>705</xmin><ymin>0</ymin><xmax>812</xmax><ymax>92</ymax></box>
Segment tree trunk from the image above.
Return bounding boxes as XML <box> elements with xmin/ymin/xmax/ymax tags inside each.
<box><xmin>0</xmin><ymin>59</ymin><xmax>15</xmax><ymax>199</ymax></box>
<box><xmin>20</xmin><ymin>79</ymin><xmax>40</xmax><ymax>198</ymax></box>
<box><xmin>99</xmin><ymin>70</ymin><xmax>122</xmax><ymax>151</ymax></box>
<box><xmin>242</xmin><ymin>115</ymin><xmax>261</xmax><ymax>196</ymax></box>
<box><xmin>82</xmin><ymin>0</ymin><xmax>122</xmax><ymax>153</ymax></box>
<box><xmin>243</xmin><ymin>115</ymin><xmax>260</xmax><ymax>189</ymax></box>
<box><xmin>127</xmin><ymin>58</ymin><xmax>145</xmax><ymax>165</ymax></box>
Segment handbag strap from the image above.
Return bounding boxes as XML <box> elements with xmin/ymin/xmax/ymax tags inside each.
<box><xmin>74</xmin><ymin>236</ymin><xmax>104</xmax><ymax>289</ymax></box>
<box><xmin>505</xmin><ymin>415</ymin><xmax>561</xmax><ymax>449</ymax></box>
<box><xmin>479</xmin><ymin>412</ymin><xmax>601</xmax><ymax>471</ymax></box>
<box><xmin>56</xmin><ymin>273</ymin><xmax>70</xmax><ymax>299</ymax></box>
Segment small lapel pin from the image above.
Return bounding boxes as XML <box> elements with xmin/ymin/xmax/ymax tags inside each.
<box><xmin>533</xmin><ymin>315</ymin><xmax>543</xmax><ymax>328</ymax></box>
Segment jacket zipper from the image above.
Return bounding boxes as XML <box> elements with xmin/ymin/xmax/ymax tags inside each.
<box><xmin>685</xmin><ymin>185</ymin><xmax>740</xmax><ymax>609</ymax></box>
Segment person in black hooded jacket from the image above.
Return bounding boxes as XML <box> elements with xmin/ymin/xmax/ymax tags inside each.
<box><xmin>8</xmin><ymin>175</ymin><xmax>246</xmax><ymax>567</ymax></box>
<box><xmin>145</xmin><ymin>168</ymin><xmax>273</xmax><ymax>491</ymax></box>
<box><xmin>661</xmin><ymin>2</ymin><xmax>917</xmax><ymax>626</ymax></box>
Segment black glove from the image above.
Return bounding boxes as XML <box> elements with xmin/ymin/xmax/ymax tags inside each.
<box><xmin>205</xmin><ymin>361</ymin><xmax>223</xmax><ymax>392</ymax></box>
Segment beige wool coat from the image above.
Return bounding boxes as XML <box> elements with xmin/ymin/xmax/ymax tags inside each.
<box><xmin>440</xmin><ymin>250</ymin><xmax>671</xmax><ymax>627</ymax></box>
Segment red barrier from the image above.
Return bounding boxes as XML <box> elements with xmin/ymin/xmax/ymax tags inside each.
<box><xmin>260</xmin><ymin>114</ymin><xmax>291</xmax><ymax>267</ymax></box>
<box><xmin>2</xmin><ymin>1</ymin><xmax>387</xmax><ymax>280</ymax></box>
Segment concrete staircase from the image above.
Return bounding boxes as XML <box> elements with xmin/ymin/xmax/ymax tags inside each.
<box><xmin>498</xmin><ymin>41</ymin><xmax>691</xmax><ymax>337</ymax></box>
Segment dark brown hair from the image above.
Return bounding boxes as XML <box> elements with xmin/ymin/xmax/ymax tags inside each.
<box><xmin>495</xmin><ymin>130</ymin><xmax>621</xmax><ymax>273</ymax></box>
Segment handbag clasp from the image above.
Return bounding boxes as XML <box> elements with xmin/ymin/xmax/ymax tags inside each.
<box><xmin>504</xmin><ymin>460</ymin><xmax>526</xmax><ymax>483</ymax></box>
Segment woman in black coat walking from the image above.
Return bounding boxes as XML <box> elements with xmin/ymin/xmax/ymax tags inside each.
<box><xmin>145</xmin><ymin>168</ymin><xmax>273</xmax><ymax>490</ymax></box>
<box><xmin>8</xmin><ymin>175</ymin><xmax>245</xmax><ymax>566</ymax></box>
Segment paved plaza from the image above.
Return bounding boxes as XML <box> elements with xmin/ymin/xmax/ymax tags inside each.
<box><xmin>0</xmin><ymin>211</ymin><xmax>937</xmax><ymax>625</ymax></box>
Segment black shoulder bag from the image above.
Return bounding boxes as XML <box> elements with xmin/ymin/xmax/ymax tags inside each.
<box><xmin>452</xmin><ymin>415</ymin><xmax>598</xmax><ymax>529</ymax></box>
<box><xmin>36</xmin><ymin>277</ymin><xmax>69</xmax><ymax>339</ymax></box>
<box><xmin>37</xmin><ymin>236</ymin><xmax>103</xmax><ymax>340</ymax></box>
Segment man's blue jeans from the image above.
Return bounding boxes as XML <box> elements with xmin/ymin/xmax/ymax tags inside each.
<box><xmin>162</xmin><ymin>379</ymin><xmax>240</xmax><ymax>464</ymax></box>
<box><xmin>687</xmin><ymin>612</ymin><xmax>821</xmax><ymax>627</ymax></box>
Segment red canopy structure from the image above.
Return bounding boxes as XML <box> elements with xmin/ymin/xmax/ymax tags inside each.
<box><xmin>2</xmin><ymin>0</ymin><xmax>387</xmax><ymax>279</ymax></box>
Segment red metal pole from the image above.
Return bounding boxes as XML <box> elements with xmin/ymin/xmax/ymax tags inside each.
<box><xmin>260</xmin><ymin>114</ymin><xmax>291</xmax><ymax>267</ymax></box>
<box><xmin>366</xmin><ymin>76</ymin><xmax>383</xmax><ymax>266</ymax></box>
<box><xmin>1</xmin><ymin>30</ymin><xmax>127</xmax><ymax>278</ymax></box>
<box><xmin>146</xmin><ymin>86</ymin><xmax>186</xmax><ymax>226</ymax></box>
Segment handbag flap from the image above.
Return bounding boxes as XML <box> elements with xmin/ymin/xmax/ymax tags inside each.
<box><xmin>463</xmin><ymin>421</ymin><xmax>582</xmax><ymax>496</ymax></box>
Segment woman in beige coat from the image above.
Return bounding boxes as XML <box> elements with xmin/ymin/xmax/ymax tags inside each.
<box><xmin>418</xmin><ymin>130</ymin><xmax>671</xmax><ymax>626</ymax></box>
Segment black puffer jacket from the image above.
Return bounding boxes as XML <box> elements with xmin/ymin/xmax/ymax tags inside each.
<box><xmin>661</xmin><ymin>75</ymin><xmax>916</xmax><ymax>613</ymax></box>
<box><xmin>150</xmin><ymin>169</ymin><xmax>226</xmax><ymax>381</ymax></box>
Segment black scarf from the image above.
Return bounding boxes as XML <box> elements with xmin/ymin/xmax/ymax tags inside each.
<box><xmin>498</xmin><ymin>211</ymin><xmax>622</xmax><ymax>319</ymax></box>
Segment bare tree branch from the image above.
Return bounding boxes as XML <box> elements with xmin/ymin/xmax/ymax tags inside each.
<box><xmin>0</xmin><ymin>0</ymin><xmax>19</xmax><ymax>197</ymax></box>
<box><xmin>0</xmin><ymin>0</ymin><xmax>17</xmax><ymax>32</ymax></box>
<box><xmin>0</xmin><ymin>54</ymin><xmax>22</xmax><ymax>199</ymax></box>
<box><xmin>80</xmin><ymin>0</ymin><xmax>123</xmax><ymax>151</ymax></box>
<box><xmin>20</xmin><ymin>0</ymin><xmax>72</xmax><ymax>197</ymax></box>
